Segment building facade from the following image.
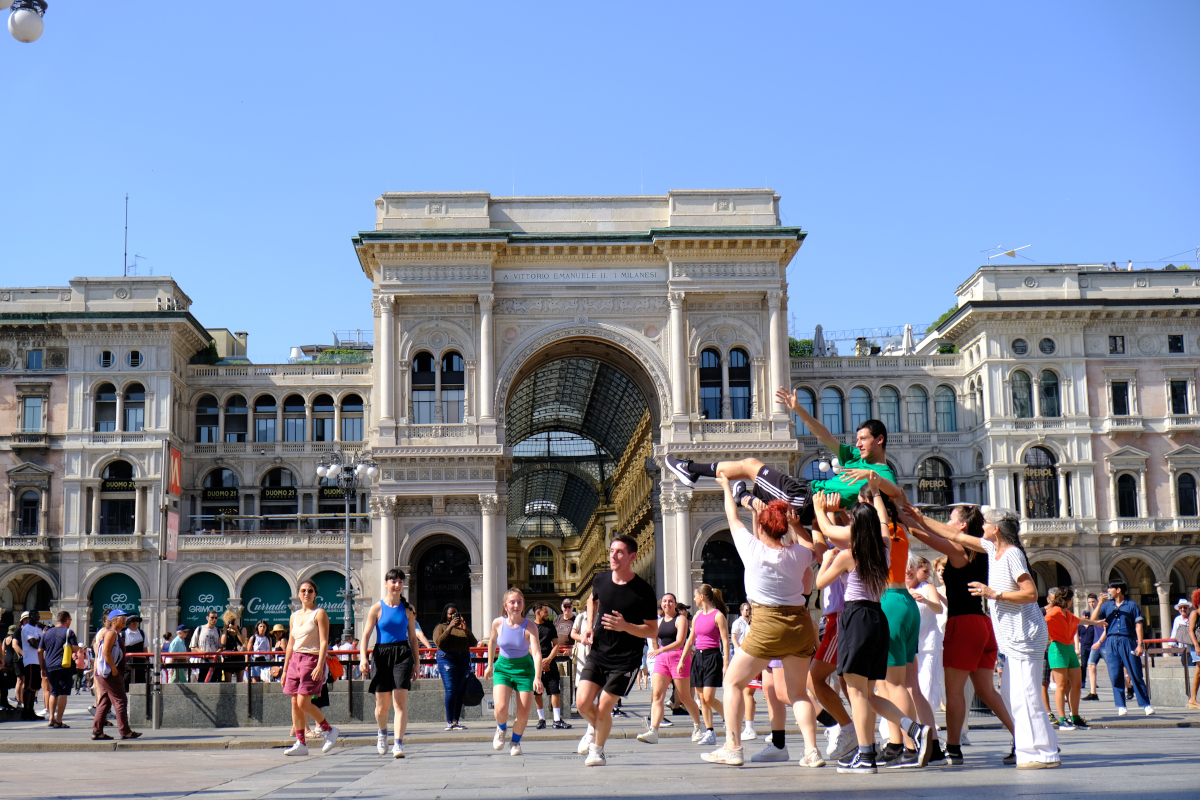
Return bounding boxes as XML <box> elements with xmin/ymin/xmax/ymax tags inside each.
<box><xmin>2</xmin><ymin>191</ymin><xmax>1198</xmax><ymax>644</ymax></box>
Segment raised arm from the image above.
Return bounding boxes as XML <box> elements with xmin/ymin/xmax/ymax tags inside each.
<box><xmin>716</xmin><ymin>471</ymin><xmax>741</xmax><ymax>531</ymax></box>
<box><xmin>776</xmin><ymin>386</ymin><xmax>842</xmax><ymax>452</ymax></box>
<box><xmin>905</xmin><ymin>504</ymin><xmax>985</xmax><ymax>554</ymax></box>
<box><xmin>816</xmin><ymin>548</ymin><xmax>853</xmax><ymax>591</ymax></box>
<box><xmin>812</xmin><ymin>491</ymin><xmax>852</xmax><ymax>549</ymax></box>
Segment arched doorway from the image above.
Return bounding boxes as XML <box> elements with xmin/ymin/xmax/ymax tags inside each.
<box><xmin>917</xmin><ymin>457</ymin><xmax>953</xmax><ymax>506</ymax></box>
<box><xmin>701</xmin><ymin>535</ymin><xmax>746</xmax><ymax>610</ymax></box>
<box><xmin>178</xmin><ymin>572</ymin><xmax>229</xmax><ymax>629</ymax></box>
<box><xmin>416</xmin><ymin>542</ymin><xmax>471</xmax><ymax>636</ymax></box>
<box><xmin>89</xmin><ymin>572</ymin><xmax>142</xmax><ymax>631</ymax></box>
<box><xmin>1029</xmin><ymin>560</ymin><xmax>1074</xmax><ymax>606</ymax></box>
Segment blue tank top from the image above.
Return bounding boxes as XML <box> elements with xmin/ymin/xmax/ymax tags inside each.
<box><xmin>377</xmin><ymin>600</ymin><xmax>409</xmax><ymax>644</ymax></box>
<box><xmin>496</xmin><ymin>617</ymin><xmax>530</xmax><ymax>659</ymax></box>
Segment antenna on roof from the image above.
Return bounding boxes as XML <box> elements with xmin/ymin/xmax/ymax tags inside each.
<box><xmin>986</xmin><ymin>244</ymin><xmax>1032</xmax><ymax>261</ymax></box>
<box><xmin>123</xmin><ymin>194</ymin><xmax>129</xmax><ymax>277</ymax></box>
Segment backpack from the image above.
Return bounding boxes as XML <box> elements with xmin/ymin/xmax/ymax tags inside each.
<box><xmin>462</xmin><ymin>673</ymin><xmax>484</xmax><ymax>706</ymax></box>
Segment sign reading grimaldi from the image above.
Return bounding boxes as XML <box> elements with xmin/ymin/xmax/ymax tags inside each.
<box><xmin>494</xmin><ymin>268</ymin><xmax>665</xmax><ymax>284</ymax></box>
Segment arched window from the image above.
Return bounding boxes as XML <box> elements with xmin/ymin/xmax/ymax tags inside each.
<box><xmin>1012</xmin><ymin>371</ymin><xmax>1033</xmax><ymax>418</ymax></box>
<box><xmin>95</xmin><ymin>383</ymin><xmax>117</xmax><ymax>432</ymax></box>
<box><xmin>412</xmin><ymin>353</ymin><xmax>436</xmax><ymax>424</ymax></box>
<box><xmin>729</xmin><ymin>348</ymin><xmax>751</xmax><ymax>420</ymax></box>
<box><xmin>699</xmin><ymin>349</ymin><xmax>722</xmax><ymax>420</ymax></box>
<box><xmin>123</xmin><ymin>383</ymin><xmax>145</xmax><ymax>432</ymax></box>
<box><xmin>203</xmin><ymin>468</ymin><xmax>239</xmax><ymax>488</ymax></box>
<box><xmin>100</xmin><ymin>460</ymin><xmax>135</xmax><ymax>534</ymax></box>
<box><xmin>792</xmin><ymin>388</ymin><xmax>816</xmax><ymax>434</ymax></box>
<box><xmin>312</xmin><ymin>394</ymin><xmax>334</xmax><ymax>441</ymax></box>
<box><xmin>441</xmin><ymin>352</ymin><xmax>465</xmax><ymax>424</ymax></box>
<box><xmin>935</xmin><ymin>385</ymin><xmax>957</xmax><ymax>432</ymax></box>
<box><xmin>917</xmin><ymin>458</ymin><xmax>953</xmax><ymax>506</ymax></box>
<box><xmin>195</xmin><ymin>394</ymin><xmax>219</xmax><ymax>443</ymax></box>
<box><xmin>878</xmin><ymin>386</ymin><xmax>901</xmax><ymax>433</ymax></box>
<box><xmin>821</xmin><ymin>387</ymin><xmax>844</xmax><ymax>434</ymax></box>
<box><xmin>849</xmin><ymin>387</ymin><xmax>871</xmax><ymax>430</ymax></box>
<box><xmin>1023</xmin><ymin>446</ymin><xmax>1059</xmax><ymax>519</ymax></box>
<box><xmin>283</xmin><ymin>394</ymin><xmax>306</xmax><ymax>441</ymax></box>
<box><xmin>529</xmin><ymin>545</ymin><xmax>555</xmax><ymax>593</ymax></box>
<box><xmin>1116</xmin><ymin>474</ymin><xmax>1138</xmax><ymax>518</ymax></box>
<box><xmin>254</xmin><ymin>395</ymin><xmax>277</xmax><ymax>442</ymax></box>
<box><xmin>18</xmin><ymin>490</ymin><xmax>39</xmax><ymax>535</ymax></box>
<box><xmin>260</xmin><ymin>468</ymin><xmax>298</xmax><ymax>531</ymax></box>
<box><xmin>340</xmin><ymin>394</ymin><xmax>364</xmax><ymax>441</ymax></box>
<box><xmin>1039</xmin><ymin>370</ymin><xmax>1061</xmax><ymax>418</ymax></box>
<box><xmin>224</xmin><ymin>395</ymin><xmax>247</xmax><ymax>442</ymax></box>
<box><xmin>201</xmin><ymin>469</ymin><xmax>240</xmax><ymax>531</ymax></box>
<box><xmin>906</xmin><ymin>385</ymin><xmax>929</xmax><ymax>433</ymax></box>
<box><xmin>1178</xmin><ymin>473</ymin><xmax>1198</xmax><ymax>517</ymax></box>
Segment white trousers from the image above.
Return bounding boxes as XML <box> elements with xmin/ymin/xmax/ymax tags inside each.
<box><xmin>999</xmin><ymin>654</ymin><xmax>1058</xmax><ymax>764</ymax></box>
<box><xmin>917</xmin><ymin>650</ymin><xmax>942</xmax><ymax>714</ymax></box>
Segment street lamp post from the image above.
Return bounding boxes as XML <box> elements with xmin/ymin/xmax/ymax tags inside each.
<box><xmin>4</xmin><ymin>1</ymin><xmax>48</xmax><ymax>43</ymax></box>
<box><xmin>315</xmin><ymin>451</ymin><xmax>378</xmax><ymax>641</ymax></box>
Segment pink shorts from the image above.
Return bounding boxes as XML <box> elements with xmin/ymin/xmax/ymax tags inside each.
<box><xmin>652</xmin><ymin>647</ymin><xmax>693</xmax><ymax>678</ymax></box>
<box><xmin>282</xmin><ymin>652</ymin><xmax>323</xmax><ymax>696</ymax></box>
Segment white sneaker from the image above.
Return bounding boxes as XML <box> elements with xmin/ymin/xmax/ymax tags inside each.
<box><xmin>392</xmin><ymin>740</ymin><xmax>404</xmax><ymax>759</ymax></box>
<box><xmin>751</xmin><ymin>742</ymin><xmax>790</xmax><ymax>762</ymax></box>
<box><xmin>1117</xmin><ymin>706</ymin><xmax>1128</xmax><ymax>716</ymax></box>
<box><xmin>960</xmin><ymin>732</ymin><xmax>972</xmax><ymax>746</ymax></box>
<box><xmin>637</xmin><ymin>727</ymin><xmax>659</xmax><ymax>744</ymax></box>
<box><xmin>741</xmin><ymin>721</ymin><xmax>757</xmax><ymax>740</ymax></box>
<box><xmin>576</xmin><ymin>729</ymin><xmax>594</xmax><ymax>755</ymax></box>
<box><xmin>321</xmin><ymin>725</ymin><xmax>339</xmax><ymax>754</ymax></box>
<box><xmin>830</xmin><ymin>724</ymin><xmax>858</xmax><ymax>762</ymax></box>
<box><xmin>700</xmin><ymin>743</ymin><xmax>744</xmax><ymax>766</ymax></box>
<box><xmin>1145</xmin><ymin>705</ymin><xmax>1155</xmax><ymax>716</ymax></box>
<box><xmin>697</xmin><ymin>729</ymin><xmax>717</xmax><ymax>746</ymax></box>
<box><xmin>376</xmin><ymin>731</ymin><xmax>387</xmax><ymax>755</ymax></box>
<box><xmin>494</xmin><ymin>727</ymin><xmax>508</xmax><ymax>750</ymax></box>
<box><xmin>284</xmin><ymin>740</ymin><xmax>308</xmax><ymax>757</ymax></box>
<box><xmin>824</xmin><ymin>723</ymin><xmax>840</xmax><ymax>756</ymax></box>
<box><xmin>510</xmin><ymin>743</ymin><xmax>522</xmax><ymax>756</ymax></box>
<box><xmin>585</xmin><ymin>744</ymin><xmax>606</xmax><ymax>766</ymax></box>
<box><xmin>691</xmin><ymin>723</ymin><xmax>704</xmax><ymax>742</ymax></box>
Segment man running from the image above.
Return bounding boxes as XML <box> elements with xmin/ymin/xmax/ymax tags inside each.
<box><xmin>664</xmin><ymin>387</ymin><xmax>900</xmax><ymax>524</ymax></box>
<box><xmin>576</xmin><ymin>535</ymin><xmax>658</xmax><ymax>766</ymax></box>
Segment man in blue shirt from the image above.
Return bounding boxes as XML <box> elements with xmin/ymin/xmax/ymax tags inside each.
<box><xmin>1090</xmin><ymin>581</ymin><xmax>1152</xmax><ymax>715</ymax></box>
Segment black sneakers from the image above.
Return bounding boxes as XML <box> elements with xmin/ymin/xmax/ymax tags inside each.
<box><xmin>1082</xmin><ymin>693</ymin><xmax>1099</xmax><ymax>701</ymax></box>
<box><xmin>536</xmin><ymin>719</ymin><xmax>546</xmax><ymax>729</ymax></box>
<box><xmin>945</xmin><ymin>746</ymin><xmax>964</xmax><ymax>766</ymax></box>
<box><xmin>837</xmin><ymin>751</ymin><xmax>878</xmax><ymax>774</ymax></box>
<box><xmin>927</xmin><ymin>740</ymin><xmax>948</xmax><ymax>766</ymax></box>
<box><xmin>878</xmin><ymin>743</ymin><xmax>904</xmax><ymax>767</ymax></box>
<box><xmin>663</xmin><ymin>455</ymin><xmax>699</xmax><ymax>487</ymax></box>
<box><xmin>552</xmin><ymin>720</ymin><xmax>573</xmax><ymax>729</ymax></box>
<box><xmin>885</xmin><ymin>748</ymin><xmax>920</xmax><ymax>769</ymax></box>
<box><xmin>1003</xmin><ymin>746</ymin><xmax>1016</xmax><ymax>766</ymax></box>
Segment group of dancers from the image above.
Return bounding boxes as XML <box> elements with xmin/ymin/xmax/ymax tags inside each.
<box><xmin>278</xmin><ymin>385</ymin><xmax>1094</xmax><ymax>771</ymax></box>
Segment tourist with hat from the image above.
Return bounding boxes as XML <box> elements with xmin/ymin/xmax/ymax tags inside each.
<box><xmin>270</xmin><ymin>624</ymin><xmax>288</xmax><ymax>681</ymax></box>
<box><xmin>168</xmin><ymin>625</ymin><xmax>190</xmax><ymax>683</ymax></box>
<box><xmin>19</xmin><ymin>610</ymin><xmax>44</xmax><ymax>720</ymax></box>
<box><xmin>92</xmin><ymin>609</ymin><xmax>141</xmax><ymax>740</ymax></box>
<box><xmin>123</xmin><ymin>614</ymin><xmax>148</xmax><ymax>688</ymax></box>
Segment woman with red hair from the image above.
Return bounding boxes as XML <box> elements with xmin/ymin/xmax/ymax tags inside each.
<box><xmin>700</xmin><ymin>472</ymin><xmax>822</xmax><ymax>768</ymax></box>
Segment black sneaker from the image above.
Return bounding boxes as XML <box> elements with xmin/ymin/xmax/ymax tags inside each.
<box><xmin>912</xmin><ymin>724</ymin><xmax>933</xmax><ymax>767</ymax></box>
<box><xmin>1071</xmin><ymin>715</ymin><xmax>1089</xmax><ymax>730</ymax></box>
<box><xmin>945</xmin><ymin>746</ymin><xmax>964</xmax><ymax>766</ymax></box>
<box><xmin>1003</xmin><ymin>747</ymin><xmax>1016</xmax><ymax>766</ymax></box>
<box><xmin>536</xmin><ymin>719</ymin><xmax>546</xmax><ymax>729</ymax></box>
<box><xmin>552</xmin><ymin>720</ymin><xmax>573</xmax><ymax>729</ymax></box>
<box><xmin>837</xmin><ymin>751</ymin><xmax>878</xmax><ymax>774</ymax></box>
<box><xmin>663</xmin><ymin>455</ymin><xmax>699</xmax><ymax>487</ymax></box>
<box><xmin>1082</xmin><ymin>693</ymin><xmax>1099</xmax><ymax>701</ymax></box>
<box><xmin>837</xmin><ymin>749</ymin><xmax>857</xmax><ymax>768</ymax></box>
<box><xmin>878</xmin><ymin>743</ymin><xmax>904</xmax><ymax>767</ymax></box>
<box><xmin>927</xmin><ymin>740</ymin><xmax>948</xmax><ymax>766</ymax></box>
<box><xmin>1125</xmin><ymin>687</ymin><xmax>1134</xmax><ymax>700</ymax></box>
<box><xmin>731</xmin><ymin>480</ymin><xmax>753</xmax><ymax>508</ymax></box>
<box><xmin>1049</xmin><ymin>712</ymin><xmax>1060</xmax><ymax>729</ymax></box>
<box><xmin>886</xmin><ymin>748</ymin><xmax>921</xmax><ymax>769</ymax></box>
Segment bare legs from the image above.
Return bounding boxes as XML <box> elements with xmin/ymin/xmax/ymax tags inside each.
<box><xmin>698</xmin><ymin>686</ymin><xmax>725</xmax><ymax>729</ymax></box>
<box><xmin>723</xmin><ymin>651</ymin><xmax>817</xmax><ymax>755</ymax></box>
<box><xmin>374</xmin><ymin>688</ymin><xmax>409</xmax><ymax>739</ymax></box>
<box><xmin>649</xmin><ymin>672</ymin><xmax>700</xmax><ymax>730</ymax></box>
<box><xmin>290</xmin><ymin>692</ymin><xmax>327</xmax><ymax>737</ymax></box>
<box><xmin>844</xmin><ymin>673</ymin><xmax>910</xmax><ymax>747</ymax></box>
<box><xmin>575</xmin><ymin>681</ymin><xmax>621</xmax><ymax>746</ymax></box>
<box><xmin>881</xmin><ymin>664</ymin><xmax>918</xmax><ymax>748</ymax></box>
<box><xmin>493</xmin><ymin>685</ymin><xmax>533</xmax><ymax>737</ymax></box>
<box><xmin>808</xmin><ymin>659</ymin><xmax>852</xmax><ymax>726</ymax></box>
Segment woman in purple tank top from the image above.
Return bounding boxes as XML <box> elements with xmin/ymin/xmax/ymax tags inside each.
<box><xmin>680</xmin><ymin>584</ymin><xmax>730</xmax><ymax>745</ymax></box>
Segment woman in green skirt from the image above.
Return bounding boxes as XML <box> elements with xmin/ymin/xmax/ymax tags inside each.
<box><xmin>485</xmin><ymin>588</ymin><xmax>544</xmax><ymax>756</ymax></box>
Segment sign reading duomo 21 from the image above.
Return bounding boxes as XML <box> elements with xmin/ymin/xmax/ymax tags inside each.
<box><xmin>1</xmin><ymin>188</ymin><xmax>1198</xmax><ymax>643</ymax></box>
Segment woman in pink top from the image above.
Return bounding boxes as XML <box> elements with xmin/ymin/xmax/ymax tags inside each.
<box><xmin>680</xmin><ymin>585</ymin><xmax>730</xmax><ymax>746</ymax></box>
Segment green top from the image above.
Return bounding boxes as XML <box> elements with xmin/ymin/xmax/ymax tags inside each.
<box><xmin>811</xmin><ymin>443</ymin><xmax>896</xmax><ymax>509</ymax></box>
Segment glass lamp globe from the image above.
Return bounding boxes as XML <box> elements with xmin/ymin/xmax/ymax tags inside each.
<box><xmin>354</xmin><ymin>464</ymin><xmax>366</xmax><ymax>477</ymax></box>
<box><xmin>326</xmin><ymin>463</ymin><xmax>341</xmax><ymax>479</ymax></box>
<box><xmin>819</xmin><ymin>460</ymin><xmax>831</xmax><ymax>473</ymax></box>
<box><xmin>830</xmin><ymin>457</ymin><xmax>842</xmax><ymax>474</ymax></box>
<box><xmin>366</xmin><ymin>466</ymin><xmax>379</xmax><ymax>479</ymax></box>
<box><xmin>0</xmin><ymin>1</ymin><xmax>14</xmax><ymax>12</ymax></box>
<box><xmin>316</xmin><ymin>465</ymin><xmax>328</xmax><ymax>478</ymax></box>
<box><xmin>9</xmin><ymin>7</ymin><xmax>44</xmax><ymax>42</ymax></box>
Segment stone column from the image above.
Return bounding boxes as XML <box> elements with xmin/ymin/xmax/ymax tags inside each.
<box><xmin>674</xmin><ymin>490</ymin><xmax>693</xmax><ymax>598</ymax></box>
<box><xmin>133</xmin><ymin>485</ymin><xmax>143</xmax><ymax>535</ymax></box>
<box><xmin>1017</xmin><ymin>473</ymin><xmax>1027</xmax><ymax>518</ymax></box>
<box><xmin>1155</xmin><ymin>581</ymin><xmax>1172</xmax><ymax>639</ymax></box>
<box><xmin>375</xmin><ymin>498</ymin><xmax>395</xmax><ymax>599</ymax></box>
<box><xmin>379</xmin><ymin>296</ymin><xmax>396</xmax><ymax>424</ymax></box>
<box><xmin>434</xmin><ymin>358</ymin><xmax>443</xmax><ymax>423</ymax></box>
<box><xmin>767</xmin><ymin>291</ymin><xmax>786</xmax><ymax>417</ymax></box>
<box><xmin>333</xmin><ymin>403</ymin><xmax>342</xmax><ymax>442</ymax></box>
<box><xmin>1057</xmin><ymin>470</ymin><xmax>1068</xmax><ymax>519</ymax></box>
<box><xmin>1139</xmin><ymin>469</ymin><xmax>1149</xmax><ymax>519</ymax></box>
<box><xmin>720</xmin><ymin>355</ymin><xmax>731</xmax><ymax>419</ymax></box>
<box><xmin>469</xmin><ymin>571</ymin><xmax>484</xmax><ymax>638</ymax></box>
<box><xmin>275</xmin><ymin>404</ymin><xmax>283</xmax><ymax>444</ymax></box>
<box><xmin>218</xmin><ymin>405</ymin><xmax>225</xmax><ymax>443</ymax></box>
<box><xmin>305</xmin><ymin>402</ymin><xmax>313</xmax><ymax>443</ymax></box>
<box><xmin>647</xmin><ymin>464</ymin><xmax>665</xmax><ymax>594</ymax></box>
<box><xmin>478</xmin><ymin>294</ymin><xmax>495</xmax><ymax>422</ymax></box>
<box><xmin>668</xmin><ymin>291</ymin><xmax>687</xmax><ymax>419</ymax></box>
<box><xmin>116</xmin><ymin>393</ymin><xmax>125</xmax><ymax>433</ymax></box>
<box><xmin>1168</xmin><ymin>468</ymin><xmax>1178</xmax><ymax>522</ymax></box>
<box><xmin>1109</xmin><ymin>470</ymin><xmax>1118</xmax><ymax>521</ymax></box>
<box><xmin>39</xmin><ymin>489</ymin><xmax>48</xmax><ymax>537</ymax></box>
<box><xmin>479</xmin><ymin>493</ymin><xmax>503</xmax><ymax>628</ymax></box>
<box><xmin>90</xmin><ymin>486</ymin><xmax>100</xmax><ymax>535</ymax></box>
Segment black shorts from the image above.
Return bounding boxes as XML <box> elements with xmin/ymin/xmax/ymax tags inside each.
<box><xmin>580</xmin><ymin>659</ymin><xmax>638</xmax><ymax>698</ymax></box>
<box><xmin>837</xmin><ymin>600</ymin><xmax>890</xmax><ymax>681</ymax></box>
<box><xmin>752</xmin><ymin>465</ymin><xmax>808</xmax><ymax>510</ymax></box>
<box><xmin>47</xmin><ymin>668</ymin><xmax>74</xmax><ymax>697</ymax></box>
<box><xmin>690</xmin><ymin>648</ymin><xmax>724</xmax><ymax>688</ymax></box>
<box><xmin>368</xmin><ymin>641</ymin><xmax>414</xmax><ymax>693</ymax></box>
<box><xmin>536</xmin><ymin>668</ymin><xmax>561</xmax><ymax>697</ymax></box>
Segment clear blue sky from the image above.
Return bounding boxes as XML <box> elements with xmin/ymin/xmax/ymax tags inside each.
<box><xmin>3</xmin><ymin>1</ymin><xmax>1197</xmax><ymax>360</ymax></box>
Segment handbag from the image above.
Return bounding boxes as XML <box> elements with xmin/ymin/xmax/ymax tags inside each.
<box><xmin>462</xmin><ymin>673</ymin><xmax>484</xmax><ymax>707</ymax></box>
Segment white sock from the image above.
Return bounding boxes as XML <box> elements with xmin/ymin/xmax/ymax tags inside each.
<box><xmin>587</xmin><ymin>724</ymin><xmax>595</xmax><ymax>735</ymax></box>
<box><xmin>553</xmin><ymin>707</ymin><xmax>562</xmax><ymax>722</ymax></box>
<box><xmin>537</xmin><ymin>708</ymin><xmax>545</xmax><ymax>720</ymax></box>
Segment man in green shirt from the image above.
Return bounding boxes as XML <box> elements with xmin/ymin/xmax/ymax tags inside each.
<box><xmin>664</xmin><ymin>386</ymin><xmax>902</xmax><ymax>523</ymax></box>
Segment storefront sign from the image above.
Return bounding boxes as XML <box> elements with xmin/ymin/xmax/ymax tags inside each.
<box><xmin>241</xmin><ymin>571</ymin><xmax>293</xmax><ymax>626</ymax></box>
<box><xmin>918</xmin><ymin>478</ymin><xmax>950</xmax><ymax>491</ymax></box>
<box><xmin>202</xmin><ymin>487</ymin><xmax>239</xmax><ymax>502</ymax></box>
<box><xmin>1024</xmin><ymin>467</ymin><xmax>1055</xmax><ymax>479</ymax></box>
<box><xmin>101</xmin><ymin>479</ymin><xmax>135</xmax><ymax>492</ymax></box>
<box><xmin>202</xmin><ymin>507</ymin><xmax>239</xmax><ymax>518</ymax></box>
<box><xmin>260</xmin><ymin>487</ymin><xmax>297</xmax><ymax>502</ymax></box>
<box><xmin>319</xmin><ymin>487</ymin><xmax>347</xmax><ymax>500</ymax></box>
<box><xmin>90</xmin><ymin>573</ymin><xmax>142</xmax><ymax>630</ymax></box>
<box><xmin>310</xmin><ymin>570</ymin><xmax>347</xmax><ymax>624</ymax></box>
<box><xmin>178</xmin><ymin>572</ymin><xmax>228</xmax><ymax>628</ymax></box>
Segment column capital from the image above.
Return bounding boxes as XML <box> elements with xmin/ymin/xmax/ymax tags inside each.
<box><xmin>478</xmin><ymin>493</ymin><xmax>501</xmax><ymax>515</ymax></box>
<box><xmin>1154</xmin><ymin>581</ymin><xmax>1171</xmax><ymax>599</ymax></box>
<box><xmin>766</xmin><ymin>290</ymin><xmax>784</xmax><ymax>307</ymax></box>
<box><xmin>668</xmin><ymin>291</ymin><xmax>685</xmax><ymax>308</ymax></box>
<box><xmin>478</xmin><ymin>293</ymin><xmax>494</xmax><ymax>311</ymax></box>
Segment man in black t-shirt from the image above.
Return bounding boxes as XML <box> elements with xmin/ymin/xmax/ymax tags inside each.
<box><xmin>531</xmin><ymin>603</ymin><xmax>571</xmax><ymax>730</ymax></box>
<box><xmin>576</xmin><ymin>534</ymin><xmax>658</xmax><ymax>766</ymax></box>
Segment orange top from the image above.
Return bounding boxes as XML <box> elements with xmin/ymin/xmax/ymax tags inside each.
<box><xmin>887</xmin><ymin>523</ymin><xmax>909</xmax><ymax>584</ymax></box>
<box><xmin>1045</xmin><ymin>606</ymin><xmax>1078</xmax><ymax>645</ymax></box>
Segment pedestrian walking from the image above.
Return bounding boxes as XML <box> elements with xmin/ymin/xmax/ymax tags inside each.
<box><xmin>92</xmin><ymin>609</ymin><xmax>141</xmax><ymax>740</ymax></box>
<box><xmin>167</xmin><ymin>627</ymin><xmax>190</xmax><ymax>683</ymax></box>
<box><xmin>485</xmin><ymin>588</ymin><xmax>544</xmax><ymax>756</ymax></box>
<box><xmin>282</xmin><ymin>579</ymin><xmax>340</xmax><ymax>757</ymax></box>
<box><xmin>1090</xmin><ymin>580</ymin><xmax>1153</xmax><ymax>716</ymax></box>
<box><xmin>190</xmin><ymin>611</ymin><xmax>222</xmax><ymax>683</ymax></box>
<box><xmin>19</xmin><ymin>610</ymin><xmax>43</xmax><ymax>720</ymax></box>
<box><xmin>38</xmin><ymin>611</ymin><xmax>78</xmax><ymax>728</ymax></box>
<box><xmin>681</xmin><ymin>584</ymin><xmax>730</xmax><ymax>746</ymax></box>
<box><xmin>531</xmin><ymin>602</ymin><xmax>570</xmax><ymax>730</ymax></box>
<box><xmin>122</xmin><ymin>615</ymin><xmax>148</xmax><ymax>688</ymax></box>
<box><xmin>432</xmin><ymin>602</ymin><xmax>477</xmax><ymax>730</ymax></box>
<box><xmin>1186</xmin><ymin>589</ymin><xmax>1200</xmax><ymax>709</ymax></box>
<box><xmin>359</xmin><ymin>568</ymin><xmax>415</xmax><ymax>758</ymax></box>
<box><xmin>1</xmin><ymin>624</ymin><xmax>21</xmax><ymax>709</ymax></box>
<box><xmin>220</xmin><ymin>611</ymin><xmax>247</xmax><ymax>682</ymax></box>
<box><xmin>1046</xmin><ymin>586</ymin><xmax>1103</xmax><ymax>730</ymax></box>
